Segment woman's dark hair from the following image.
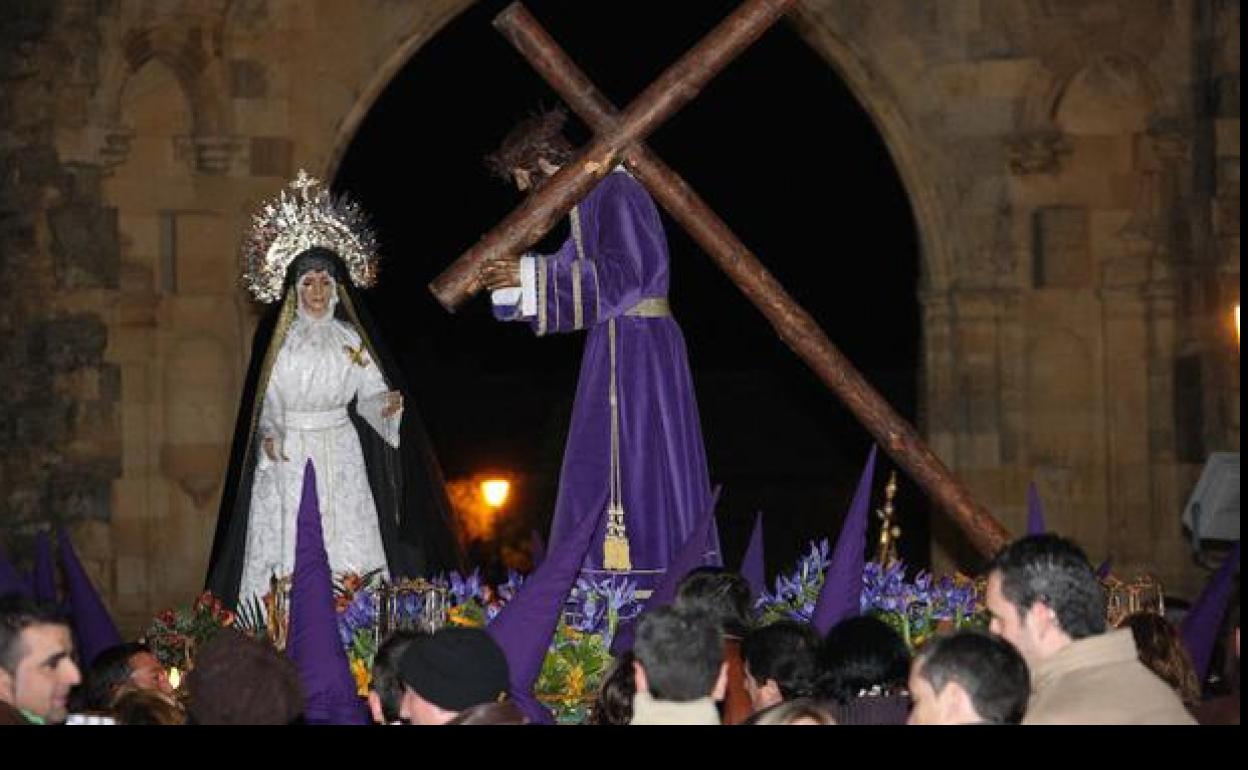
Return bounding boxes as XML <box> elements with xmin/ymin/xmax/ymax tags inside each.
<box><xmin>815</xmin><ymin>616</ymin><xmax>910</xmax><ymax>704</ymax></box>
<box><xmin>746</xmin><ymin>697</ymin><xmax>837</xmax><ymax>725</ymax></box>
<box><xmin>588</xmin><ymin>651</ymin><xmax>636</xmax><ymax>725</ymax></box>
<box><xmin>1119</xmin><ymin>612</ymin><xmax>1201</xmax><ymax>705</ymax></box>
<box><xmin>111</xmin><ymin>687</ymin><xmax>186</xmax><ymax>725</ymax></box>
<box><xmin>285</xmin><ymin>247</ymin><xmax>344</xmax><ymax>286</ymax></box>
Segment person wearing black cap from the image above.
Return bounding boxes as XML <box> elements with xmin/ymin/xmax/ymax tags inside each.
<box><xmin>398</xmin><ymin>627</ymin><xmax>511</xmax><ymax>725</ymax></box>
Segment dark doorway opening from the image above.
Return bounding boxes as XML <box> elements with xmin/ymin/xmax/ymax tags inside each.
<box><xmin>335</xmin><ymin>0</ymin><xmax>925</xmax><ymax>581</ymax></box>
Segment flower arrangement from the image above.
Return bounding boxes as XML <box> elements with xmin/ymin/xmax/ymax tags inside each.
<box><xmin>754</xmin><ymin>539</ymin><xmax>987</xmax><ymax>650</ymax></box>
<box><xmin>861</xmin><ymin>561</ymin><xmax>986</xmax><ymax>649</ymax></box>
<box><xmin>534</xmin><ymin>575</ymin><xmax>641</xmax><ymax>724</ymax></box>
<box><xmin>142</xmin><ymin>592</ymin><xmax>238</xmax><ymax>670</ymax></box>
<box><xmin>146</xmin><ymin>536</ymin><xmax>986</xmax><ymax>720</ymax></box>
<box><xmin>755</xmin><ymin>539</ymin><xmax>832</xmax><ymax>625</ymax></box>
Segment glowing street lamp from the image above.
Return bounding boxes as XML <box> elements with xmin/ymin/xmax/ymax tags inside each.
<box><xmin>481</xmin><ymin>479</ymin><xmax>511</xmax><ymax>509</ymax></box>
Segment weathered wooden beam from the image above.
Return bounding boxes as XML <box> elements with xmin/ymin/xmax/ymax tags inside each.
<box><xmin>428</xmin><ymin>0</ymin><xmax>798</xmax><ymax>312</ymax></box>
<box><xmin>494</xmin><ymin>3</ymin><xmax>1012</xmax><ymax>558</ymax></box>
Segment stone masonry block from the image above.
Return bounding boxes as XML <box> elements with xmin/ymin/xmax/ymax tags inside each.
<box><xmin>49</xmin><ymin>204</ymin><xmax>120</xmax><ymax>289</ymax></box>
<box><xmin>1216</xmin><ymin>119</ymin><xmax>1240</xmax><ymax>160</ymax></box>
<box><xmin>249</xmin><ymin>136</ymin><xmax>292</xmax><ymax>178</ymax></box>
<box><xmin>1033</xmin><ymin>207</ymin><xmax>1090</xmax><ymax>288</ymax></box>
<box><xmin>35</xmin><ymin>314</ymin><xmax>107</xmax><ymax>369</ymax></box>
<box><xmin>229</xmin><ymin>59</ymin><xmax>268</xmax><ymax>98</ymax></box>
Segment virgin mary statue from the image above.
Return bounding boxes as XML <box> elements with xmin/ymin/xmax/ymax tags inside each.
<box><xmin>206</xmin><ymin>171</ymin><xmax>460</xmax><ymax>609</ymax></box>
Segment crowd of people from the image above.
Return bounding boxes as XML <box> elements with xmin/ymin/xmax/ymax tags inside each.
<box><xmin>0</xmin><ymin>534</ymin><xmax>1236</xmax><ymax>726</ymax></box>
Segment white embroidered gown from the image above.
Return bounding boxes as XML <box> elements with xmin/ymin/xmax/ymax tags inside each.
<box><xmin>238</xmin><ymin>302</ymin><xmax>399</xmax><ymax>606</ymax></box>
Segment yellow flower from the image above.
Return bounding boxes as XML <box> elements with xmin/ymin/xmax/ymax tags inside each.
<box><xmin>448</xmin><ymin>606</ymin><xmax>483</xmax><ymax>628</ymax></box>
<box><xmin>351</xmin><ymin>658</ymin><xmax>371</xmax><ymax>697</ymax></box>
<box><xmin>565</xmin><ymin>665</ymin><xmax>586</xmax><ymax>703</ymax></box>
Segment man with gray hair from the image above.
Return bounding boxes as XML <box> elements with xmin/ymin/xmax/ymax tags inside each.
<box><xmin>985</xmin><ymin>534</ymin><xmax>1195</xmax><ymax>724</ymax></box>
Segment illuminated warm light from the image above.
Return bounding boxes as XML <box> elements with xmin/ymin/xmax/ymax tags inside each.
<box><xmin>481</xmin><ymin>479</ymin><xmax>511</xmax><ymax>509</ymax></box>
<box><xmin>1235</xmin><ymin>304</ymin><xmax>1240</xmax><ymax>347</ymax></box>
<box><xmin>168</xmin><ymin>667</ymin><xmax>181</xmax><ymax>690</ymax></box>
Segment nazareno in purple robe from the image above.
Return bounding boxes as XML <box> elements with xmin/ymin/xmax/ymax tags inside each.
<box><xmin>494</xmin><ymin>168</ymin><xmax>718</xmax><ymax>591</ymax></box>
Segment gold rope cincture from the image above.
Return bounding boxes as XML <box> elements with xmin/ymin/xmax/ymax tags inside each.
<box><xmin>572</xmin><ymin>206</ymin><xmax>631</xmax><ymax>570</ymax></box>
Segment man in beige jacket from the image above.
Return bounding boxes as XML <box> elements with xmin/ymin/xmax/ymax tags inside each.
<box><xmin>985</xmin><ymin>534</ymin><xmax>1196</xmax><ymax>725</ymax></box>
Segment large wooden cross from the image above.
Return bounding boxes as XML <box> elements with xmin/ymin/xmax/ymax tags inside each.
<box><xmin>429</xmin><ymin>0</ymin><xmax>1012</xmax><ymax>558</ymax></box>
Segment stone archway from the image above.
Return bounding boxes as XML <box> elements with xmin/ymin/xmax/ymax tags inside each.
<box><xmin>4</xmin><ymin>1</ymin><xmax>1228</xmax><ymax>635</ymax></box>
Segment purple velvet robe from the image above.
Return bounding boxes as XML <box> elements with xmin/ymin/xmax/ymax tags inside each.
<box><xmin>496</xmin><ymin>170</ymin><xmax>716</xmax><ymax>590</ymax></box>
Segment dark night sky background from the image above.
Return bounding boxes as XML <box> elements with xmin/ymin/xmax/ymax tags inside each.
<box><xmin>333</xmin><ymin>0</ymin><xmax>926</xmax><ymax>579</ymax></box>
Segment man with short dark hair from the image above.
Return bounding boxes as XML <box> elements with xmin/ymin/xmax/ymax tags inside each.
<box><xmin>80</xmin><ymin>641</ymin><xmax>172</xmax><ymax>712</ymax></box>
<box><xmin>630</xmin><ymin>606</ymin><xmax>726</xmax><ymax>724</ymax></box>
<box><xmin>397</xmin><ymin>627</ymin><xmax>510</xmax><ymax>725</ymax></box>
<box><xmin>675</xmin><ymin>568</ymin><xmax>754</xmax><ymax>724</ymax></box>
<box><xmin>0</xmin><ymin>594</ymin><xmax>82</xmax><ymax>725</ymax></box>
<box><xmin>368</xmin><ymin>630</ymin><xmax>419</xmax><ymax>725</ymax></box>
<box><xmin>985</xmin><ymin>534</ymin><xmax>1195</xmax><ymax>724</ymax></box>
<box><xmin>740</xmin><ymin>621</ymin><xmax>822</xmax><ymax>715</ymax></box>
<box><xmin>907</xmin><ymin>631</ymin><xmax>1029</xmax><ymax>725</ymax></box>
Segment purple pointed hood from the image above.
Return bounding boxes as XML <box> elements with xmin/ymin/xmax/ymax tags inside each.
<box><xmin>285</xmin><ymin>460</ymin><xmax>370</xmax><ymax>725</ymax></box>
<box><xmin>812</xmin><ymin>446</ymin><xmax>878</xmax><ymax>635</ymax></box>
<box><xmin>59</xmin><ymin>530</ymin><xmax>122</xmax><ymax>666</ymax></box>
<box><xmin>0</xmin><ymin>544</ymin><xmax>32</xmax><ymax>598</ymax></box>
<box><xmin>33</xmin><ymin>531</ymin><xmax>57</xmax><ymax>605</ymax></box>
<box><xmin>740</xmin><ymin>511</ymin><xmax>766</xmax><ymax>600</ymax></box>
<box><xmin>1095</xmin><ymin>558</ymin><xmax>1113</xmax><ymax>580</ymax></box>
<box><xmin>609</xmin><ymin>486</ymin><xmax>723</xmax><ymax>657</ymax></box>
<box><xmin>486</xmin><ymin>506</ymin><xmax>602</xmax><ymax>725</ymax></box>
<box><xmin>1026</xmin><ymin>482</ymin><xmax>1046</xmax><ymax>536</ymax></box>
<box><xmin>1180</xmin><ymin>543</ymin><xmax>1240</xmax><ymax>681</ymax></box>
